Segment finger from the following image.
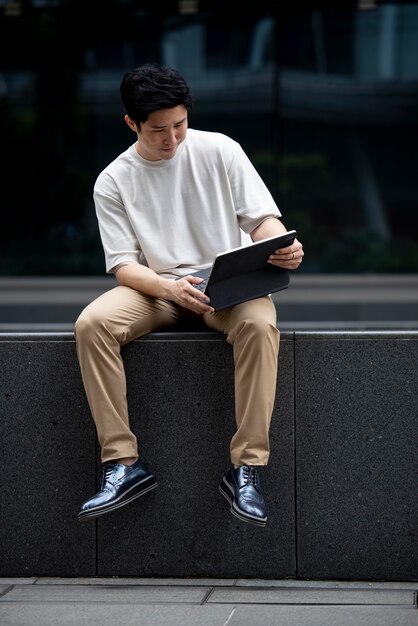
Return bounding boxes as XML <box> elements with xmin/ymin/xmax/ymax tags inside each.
<box><xmin>185</xmin><ymin>275</ymin><xmax>205</xmax><ymax>284</ymax></box>
<box><xmin>189</xmin><ymin>297</ymin><xmax>214</xmax><ymax>313</ymax></box>
<box><xmin>192</xmin><ymin>290</ymin><xmax>211</xmax><ymax>304</ymax></box>
<box><xmin>268</xmin><ymin>251</ymin><xmax>303</xmax><ymax>267</ymax></box>
<box><xmin>289</xmin><ymin>251</ymin><xmax>304</xmax><ymax>266</ymax></box>
<box><xmin>182</xmin><ymin>282</ymin><xmax>211</xmax><ymax>305</ymax></box>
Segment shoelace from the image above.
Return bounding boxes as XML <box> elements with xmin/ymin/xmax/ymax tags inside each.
<box><xmin>242</xmin><ymin>466</ymin><xmax>259</xmax><ymax>488</ymax></box>
<box><xmin>100</xmin><ymin>463</ymin><xmax>118</xmax><ymax>489</ymax></box>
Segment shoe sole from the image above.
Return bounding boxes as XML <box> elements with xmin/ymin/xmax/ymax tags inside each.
<box><xmin>78</xmin><ymin>475</ymin><xmax>158</xmax><ymax>522</ymax></box>
<box><xmin>219</xmin><ymin>477</ymin><xmax>267</xmax><ymax>527</ymax></box>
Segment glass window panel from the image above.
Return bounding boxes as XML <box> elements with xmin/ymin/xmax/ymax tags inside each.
<box><xmin>0</xmin><ymin>1</ymin><xmax>417</xmax><ymax>276</ymax></box>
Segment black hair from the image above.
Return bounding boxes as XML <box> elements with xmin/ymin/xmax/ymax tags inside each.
<box><xmin>120</xmin><ymin>63</ymin><xmax>193</xmax><ymax>124</ymax></box>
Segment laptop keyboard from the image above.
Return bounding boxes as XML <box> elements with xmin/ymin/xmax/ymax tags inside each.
<box><xmin>194</xmin><ymin>280</ymin><xmax>207</xmax><ymax>293</ymax></box>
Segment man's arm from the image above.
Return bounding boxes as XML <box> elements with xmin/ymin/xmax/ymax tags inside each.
<box><xmin>115</xmin><ymin>262</ymin><xmax>214</xmax><ymax>314</ymax></box>
<box><xmin>250</xmin><ymin>217</ymin><xmax>304</xmax><ymax>270</ymax></box>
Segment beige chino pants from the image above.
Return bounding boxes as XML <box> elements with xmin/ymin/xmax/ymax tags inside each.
<box><xmin>75</xmin><ymin>285</ymin><xmax>280</xmax><ymax>466</ymax></box>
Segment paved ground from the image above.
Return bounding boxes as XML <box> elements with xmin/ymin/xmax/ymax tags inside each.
<box><xmin>0</xmin><ymin>578</ymin><xmax>417</xmax><ymax>626</ymax></box>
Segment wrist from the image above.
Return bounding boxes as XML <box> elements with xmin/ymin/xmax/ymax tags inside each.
<box><xmin>157</xmin><ymin>276</ymin><xmax>175</xmax><ymax>300</ymax></box>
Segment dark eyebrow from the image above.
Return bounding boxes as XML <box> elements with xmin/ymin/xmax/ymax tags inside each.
<box><xmin>149</xmin><ymin>117</ymin><xmax>187</xmax><ymax>129</ymax></box>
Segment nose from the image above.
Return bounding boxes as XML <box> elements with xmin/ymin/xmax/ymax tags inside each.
<box><xmin>163</xmin><ymin>128</ymin><xmax>177</xmax><ymax>144</ymax></box>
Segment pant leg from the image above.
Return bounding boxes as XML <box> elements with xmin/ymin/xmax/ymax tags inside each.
<box><xmin>75</xmin><ymin>285</ymin><xmax>182</xmax><ymax>463</ymax></box>
<box><xmin>202</xmin><ymin>296</ymin><xmax>280</xmax><ymax>466</ymax></box>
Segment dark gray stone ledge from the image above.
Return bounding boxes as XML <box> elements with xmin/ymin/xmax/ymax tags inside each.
<box><xmin>0</xmin><ymin>330</ymin><xmax>416</xmax><ymax>580</ymax></box>
<box><xmin>1</xmin><ymin>330</ymin><xmax>417</xmax><ymax>342</ymax></box>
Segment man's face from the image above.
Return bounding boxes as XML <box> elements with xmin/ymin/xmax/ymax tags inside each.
<box><xmin>126</xmin><ymin>105</ymin><xmax>188</xmax><ymax>161</ymax></box>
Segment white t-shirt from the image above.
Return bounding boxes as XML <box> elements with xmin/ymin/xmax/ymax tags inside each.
<box><xmin>93</xmin><ymin>128</ymin><xmax>281</xmax><ymax>278</ymax></box>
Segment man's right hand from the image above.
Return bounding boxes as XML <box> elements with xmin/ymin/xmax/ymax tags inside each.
<box><xmin>115</xmin><ymin>262</ymin><xmax>214</xmax><ymax>314</ymax></box>
<box><xmin>169</xmin><ymin>276</ymin><xmax>214</xmax><ymax>314</ymax></box>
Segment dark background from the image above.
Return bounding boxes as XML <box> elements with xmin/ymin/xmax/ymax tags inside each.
<box><xmin>1</xmin><ymin>0</ymin><xmax>417</xmax><ymax>276</ymax></box>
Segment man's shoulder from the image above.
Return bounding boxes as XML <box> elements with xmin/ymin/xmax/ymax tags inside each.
<box><xmin>188</xmin><ymin>128</ymin><xmax>236</xmax><ymax>142</ymax></box>
<box><xmin>95</xmin><ymin>145</ymin><xmax>136</xmax><ymax>185</ymax></box>
<box><xmin>187</xmin><ymin>128</ymin><xmax>240</xmax><ymax>154</ymax></box>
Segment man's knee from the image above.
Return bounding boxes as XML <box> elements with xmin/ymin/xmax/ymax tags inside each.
<box><xmin>74</xmin><ymin>305</ymin><xmax>105</xmax><ymax>342</ymax></box>
<box><xmin>233</xmin><ymin>316</ymin><xmax>279</xmax><ymax>349</ymax></box>
<box><xmin>245</xmin><ymin>314</ymin><xmax>278</xmax><ymax>333</ymax></box>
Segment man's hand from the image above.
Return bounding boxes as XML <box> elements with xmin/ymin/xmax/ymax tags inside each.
<box><xmin>115</xmin><ymin>262</ymin><xmax>214</xmax><ymax>313</ymax></box>
<box><xmin>267</xmin><ymin>237</ymin><xmax>304</xmax><ymax>269</ymax></box>
<box><xmin>168</xmin><ymin>275</ymin><xmax>215</xmax><ymax>314</ymax></box>
<box><xmin>250</xmin><ymin>217</ymin><xmax>304</xmax><ymax>270</ymax></box>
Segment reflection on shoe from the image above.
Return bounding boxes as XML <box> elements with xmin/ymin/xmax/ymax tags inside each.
<box><xmin>78</xmin><ymin>458</ymin><xmax>157</xmax><ymax>522</ymax></box>
<box><xmin>219</xmin><ymin>465</ymin><xmax>267</xmax><ymax>527</ymax></box>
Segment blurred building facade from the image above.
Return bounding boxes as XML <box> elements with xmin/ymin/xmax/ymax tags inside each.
<box><xmin>1</xmin><ymin>0</ymin><xmax>418</xmax><ymax>276</ymax></box>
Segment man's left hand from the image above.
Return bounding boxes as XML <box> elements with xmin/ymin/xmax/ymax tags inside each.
<box><xmin>267</xmin><ymin>238</ymin><xmax>304</xmax><ymax>269</ymax></box>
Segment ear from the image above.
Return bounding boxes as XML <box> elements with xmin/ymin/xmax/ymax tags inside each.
<box><xmin>124</xmin><ymin>115</ymin><xmax>139</xmax><ymax>133</ymax></box>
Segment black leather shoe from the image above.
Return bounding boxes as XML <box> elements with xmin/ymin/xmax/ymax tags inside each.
<box><xmin>78</xmin><ymin>458</ymin><xmax>157</xmax><ymax>522</ymax></box>
<box><xmin>219</xmin><ymin>465</ymin><xmax>267</xmax><ymax>527</ymax></box>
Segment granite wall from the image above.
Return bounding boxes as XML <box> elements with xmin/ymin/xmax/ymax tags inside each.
<box><xmin>0</xmin><ymin>331</ymin><xmax>416</xmax><ymax>580</ymax></box>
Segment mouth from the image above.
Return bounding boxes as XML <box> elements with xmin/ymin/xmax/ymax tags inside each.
<box><xmin>160</xmin><ymin>146</ymin><xmax>177</xmax><ymax>158</ymax></box>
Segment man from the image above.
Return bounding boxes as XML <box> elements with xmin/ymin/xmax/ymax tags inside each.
<box><xmin>75</xmin><ymin>63</ymin><xmax>303</xmax><ymax>527</ymax></box>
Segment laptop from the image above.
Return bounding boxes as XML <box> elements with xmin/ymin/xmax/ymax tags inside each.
<box><xmin>184</xmin><ymin>229</ymin><xmax>297</xmax><ymax>311</ymax></box>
